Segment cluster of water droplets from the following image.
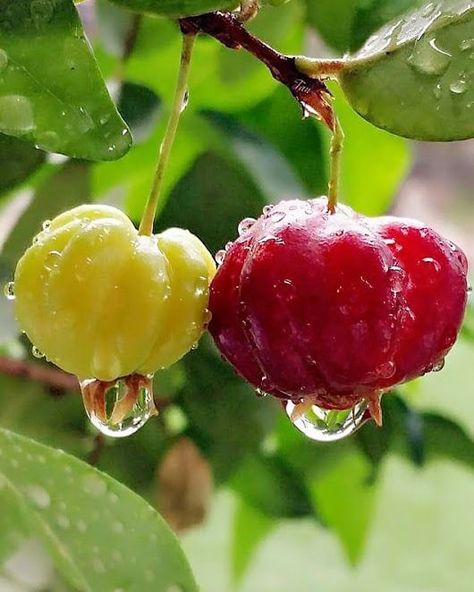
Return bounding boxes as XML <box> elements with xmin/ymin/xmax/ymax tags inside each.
<box><xmin>285</xmin><ymin>399</ymin><xmax>370</xmax><ymax>442</ymax></box>
<box><xmin>80</xmin><ymin>375</ymin><xmax>157</xmax><ymax>438</ymax></box>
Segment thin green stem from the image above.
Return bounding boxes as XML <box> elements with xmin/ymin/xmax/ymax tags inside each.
<box><xmin>139</xmin><ymin>33</ymin><xmax>196</xmax><ymax>236</ymax></box>
<box><xmin>328</xmin><ymin>117</ymin><xmax>344</xmax><ymax>213</ymax></box>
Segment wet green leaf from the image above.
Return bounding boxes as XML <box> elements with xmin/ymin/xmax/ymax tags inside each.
<box><xmin>0</xmin><ymin>0</ymin><xmax>131</xmax><ymax>160</ymax></box>
<box><xmin>0</xmin><ymin>134</ymin><xmax>45</xmax><ymax>195</ymax></box>
<box><xmin>0</xmin><ymin>428</ymin><xmax>199</xmax><ymax>592</ymax></box>
<box><xmin>340</xmin><ymin>0</ymin><xmax>474</xmax><ymax>140</ymax></box>
<box><xmin>108</xmin><ymin>0</ymin><xmax>238</xmax><ymax>18</ymax></box>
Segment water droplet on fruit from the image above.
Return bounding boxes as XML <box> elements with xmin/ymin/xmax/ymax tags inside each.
<box><xmin>432</xmin><ymin>358</ymin><xmax>445</xmax><ymax>372</ymax></box>
<box><xmin>467</xmin><ymin>284</ymin><xmax>472</xmax><ymax>294</ymax></box>
<box><xmin>260</xmin><ymin>376</ymin><xmax>273</xmax><ymax>391</ymax></box>
<box><xmin>225</xmin><ymin>241</ymin><xmax>233</xmax><ymax>251</ymax></box>
<box><xmin>285</xmin><ymin>400</ymin><xmax>369</xmax><ymax>442</ymax></box>
<box><xmin>80</xmin><ymin>375</ymin><xmax>157</xmax><ymax>438</ymax></box>
<box><xmin>270</xmin><ymin>211</ymin><xmax>285</xmax><ymax>223</ymax></box>
<box><xmin>4</xmin><ymin>281</ymin><xmax>15</xmax><ymax>300</ymax></box>
<box><xmin>377</xmin><ymin>360</ymin><xmax>396</xmax><ymax>379</ymax></box>
<box><xmin>255</xmin><ymin>388</ymin><xmax>267</xmax><ymax>398</ymax></box>
<box><xmin>238</xmin><ymin>217</ymin><xmax>256</xmax><ymax>236</ymax></box>
<box><xmin>44</xmin><ymin>250</ymin><xmax>62</xmax><ymax>271</ymax></box>
<box><xmin>420</xmin><ymin>256</ymin><xmax>441</xmax><ymax>272</ymax></box>
<box><xmin>388</xmin><ymin>265</ymin><xmax>406</xmax><ymax>293</ymax></box>
<box><xmin>32</xmin><ymin>346</ymin><xmax>44</xmax><ymax>359</ymax></box>
<box><xmin>42</xmin><ymin>220</ymin><xmax>51</xmax><ymax>231</ymax></box>
<box><xmin>215</xmin><ymin>250</ymin><xmax>226</xmax><ymax>265</ymax></box>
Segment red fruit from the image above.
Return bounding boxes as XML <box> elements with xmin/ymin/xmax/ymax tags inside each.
<box><xmin>208</xmin><ymin>198</ymin><xmax>468</xmax><ymax>424</ymax></box>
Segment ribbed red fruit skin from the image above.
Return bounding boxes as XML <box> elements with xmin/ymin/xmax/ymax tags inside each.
<box><xmin>208</xmin><ymin>198</ymin><xmax>468</xmax><ymax>410</ymax></box>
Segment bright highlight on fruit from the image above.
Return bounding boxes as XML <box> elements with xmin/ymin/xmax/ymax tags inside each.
<box><xmin>11</xmin><ymin>204</ymin><xmax>215</xmax><ymax>437</ymax></box>
<box><xmin>209</xmin><ymin>197</ymin><xmax>469</xmax><ymax>441</ymax></box>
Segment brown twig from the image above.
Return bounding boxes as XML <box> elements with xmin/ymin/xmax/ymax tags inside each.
<box><xmin>179</xmin><ymin>11</ymin><xmax>335</xmax><ymax>130</ymax></box>
<box><xmin>0</xmin><ymin>356</ymin><xmax>79</xmax><ymax>393</ymax></box>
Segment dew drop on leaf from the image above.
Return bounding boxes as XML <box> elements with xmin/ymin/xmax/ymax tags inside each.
<box><xmin>80</xmin><ymin>374</ymin><xmax>157</xmax><ymax>438</ymax></box>
<box><xmin>408</xmin><ymin>36</ymin><xmax>452</xmax><ymax>76</ymax></box>
<box><xmin>285</xmin><ymin>400</ymin><xmax>370</xmax><ymax>442</ymax></box>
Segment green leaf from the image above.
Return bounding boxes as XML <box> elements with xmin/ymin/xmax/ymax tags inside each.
<box><xmin>179</xmin><ymin>336</ymin><xmax>277</xmax><ymax>482</ymax></box>
<box><xmin>0</xmin><ymin>0</ymin><xmax>131</xmax><ymax>160</ymax></box>
<box><xmin>118</xmin><ymin>81</ymin><xmax>162</xmax><ymax>144</ymax></box>
<box><xmin>232</xmin><ymin>499</ymin><xmax>275</xmax><ymax>585</ymax></box>
<box><xmin>330</xmin><ymin>84</ymin><xmax>410</xmax><ymax>215</ymax></box>
<box><xmin>157</xmin><ymin>151</ymin><xmax>268</xmax><ymax>255</ymax></box>
<box><xmin>339</xmin><ymin>1</ymin><xmax>474</xmax><ymax>140</ymax></box>
<box><xmin>231</xmin><ymin>453</ymin><xmax>312</xmax><ymax>518</ymax></box>
<box><xmin>350</xmin><ymin>0</ymin><xmax>425</xmax><ymax>51</ymax></box>
<box><xmin>0</xmin><ymin>161</ymin><xmax>91</xmax><ymax>285</ymax></box>
<box><xmin>108</xmin><ymin>0</ymin><xmax>238</xmax><ymax>18</ymax></box>
<box><xmin>240</xmin><ymin>87</ymin><xmax>327</xmax><ymax>195</ymax></box>
<box><xmin>0</xmin><ymin>134</ymin><xmax>45</xmax><ymax>195</ymax></box>
<box><xmin>308</xmin><ymin>450</ymin><xmax>378</xmax><ymax>565</ymax></box>
<box><xmin>0</xmin><ymin>428</ymin><xmax>199</xmax><ymax>592</ymax></box>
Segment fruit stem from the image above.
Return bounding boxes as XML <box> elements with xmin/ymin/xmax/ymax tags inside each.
<box><xmin>294</xmin><ymin>57</ymin><xmax>346</xmax><ymax>79</ymax></box>
<box><xmin>328</xmin><ymin>116</ymin><xmax>344</xmax><ymax>213</ymax></box>
<box><xmin>138</xmin><ymin>32</ymin><xmax>196</xmax><ymax>236</ymax></box>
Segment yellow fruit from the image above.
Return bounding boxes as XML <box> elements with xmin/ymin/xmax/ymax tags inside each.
<box><xmin>14</xmin><ymin>204</ymin><xmax>215</xmax><ymax>382</ymax></box>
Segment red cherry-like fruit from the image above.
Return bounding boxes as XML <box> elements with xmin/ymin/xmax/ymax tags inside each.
<box><xmin>208</xmin><ymin>198</ymin><xmax>468</xmax><ymax>425</ymax></box>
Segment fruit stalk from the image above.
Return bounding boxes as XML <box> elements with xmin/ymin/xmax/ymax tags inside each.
<box><xmin>139</xmin><ymin>32</ymin><xmax>196</xmax><ymax>236</ymax></box>
<box><xmin>328</xmin><ymin>116</ymin><xmax>344</xmax><ymax>212</ymax></box>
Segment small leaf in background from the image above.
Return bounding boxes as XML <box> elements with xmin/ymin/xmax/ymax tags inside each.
<box><xmin>0</xmin><ymin>161</ymin><xmax>91</xmax><ymax>285</ymax></box>
<box><xmin>305</xmin><ymin>0</ymin><xmax>358</xmax><ymax>53</ymax></box>
<box><xmin>0</xmin><ymin>134</ymin><xmax>45</xmax><ymax>195</ymax></box>
<box><xmin>95</xmin><ymin>0</ymin><xmax>137</xmax><ymax>58</ymax></box>
<box><xmin>309</xmin><ymin>449</ymin><xmax>378</xmax><ymax>565</ymax></box>
<box><xmin>157</xmin><ymin>437</ymin><xmax>213</xmax><ymax>533</ymax></box>
<box><xmin>330</xmin><ymin>84</ymin><xmax>410</xmax><ymax>215</ymax></box>
<box><xmin>108</xmin><ymin>0</ymin><xmax>238</xmax><ymax>18</ymax></box>
<box><xmin>0</xmin><ymin>428</ymin><xmax>199</xmax><ymax>592</ymax></box>
<box><xmin>232</xmin><ymin>499</ymin><xmax>275</xmax><ymax>585</ymax></box>
<box><xmin>0</xmin><ymin>0</ymin><xmax>132</xmax><ymax>160</ymax></box>
<box><xmin>340</xmin><ymin>1</ymin><xmax>474</xmax><ymax>140</ymax></box>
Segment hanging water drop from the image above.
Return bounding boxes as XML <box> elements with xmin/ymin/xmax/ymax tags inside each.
<box><xmin>80</xmin><ymin>374</ymin><xmax>157</xmax><ymax>438</ymax></box>
<box><xmin>432</xmin><ymin>358</ymin><xmax>445</xmax><ymax>372</ymax></box>
<box><xmin>263</xmin><ymin>204</ymin><xmax>274</xmax><ymax>215</ymax></box>
<box><xmin>285</xmin><ymin>399</ymin><xmax>370</xmax><ymax>442</ymax></box>
<box><xmin>4</xmin><ymin>281</ymin><xmax>15</xmax><ymax>301</ymax></box>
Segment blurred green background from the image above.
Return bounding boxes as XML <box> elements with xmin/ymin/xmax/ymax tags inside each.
<box><xmin>0</xmin><ymin>1</ymin><xmax>473</xmax><ymax>590</ymax></box>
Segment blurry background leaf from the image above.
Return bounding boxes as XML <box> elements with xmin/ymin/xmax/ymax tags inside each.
<box><xmin>118</xmin><ymin>81</ymin><xmax>162</xmax><ymax>144</ymax></box>
<box><xmin>0</xmin><ymin>134</ymin><xmax>45</xmax><ymax>195</ymax></box>
<box><xmin>308</xmin><ymin>449</ymin><xmax>378</xmax><ymax>564</ymax></box>
<box><xmin>0</xmin><ymin>161</ymin><xmax>91</xmax><ymax>285</ymax></box>
<box><xmin>232</xmin><ymin>499</ymin><xmax>275</xmax><ymax>585</ymax></box>
<box><xmin>0</xmin><ymin>0</ymin><xmax>131</xmax><ymax>160</ymax></box>
<box><xmin>108</xmin><ymin>0</ymin><xmax>238</xmax><ymax>18</ymax></box>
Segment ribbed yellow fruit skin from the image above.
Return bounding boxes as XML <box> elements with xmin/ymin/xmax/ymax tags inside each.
<box><xmin>14</xmin><ymin>205</ymin><xmax>215</xmax><ymax>381</ymax></box>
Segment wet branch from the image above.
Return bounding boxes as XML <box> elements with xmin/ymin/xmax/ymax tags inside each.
<box><xmin>179</xmin><ymin>11</ymin><xmax>335</xmax><ymax>130</ymax></box>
